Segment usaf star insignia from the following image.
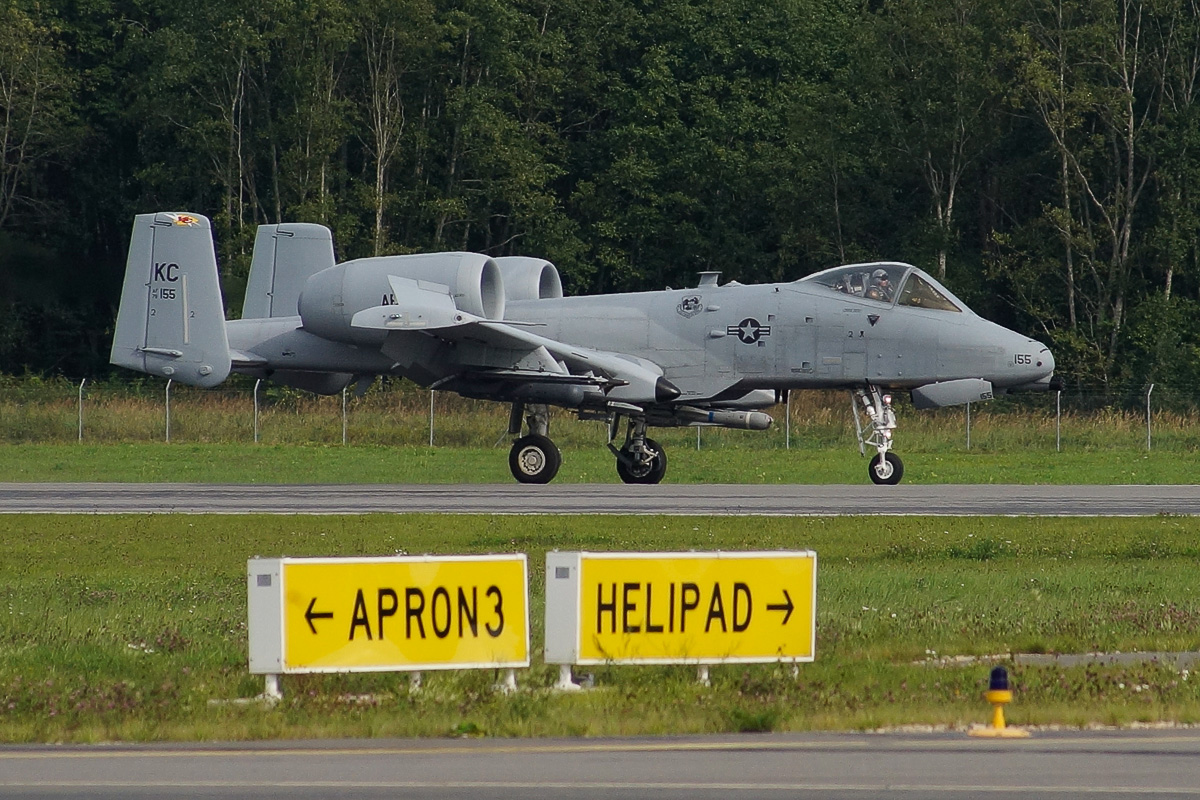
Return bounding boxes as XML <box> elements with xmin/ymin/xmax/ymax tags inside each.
<box><xmin>728</xmin><ymin>317</ymin><xmax>771</xmax><ymax>344</ymax></box>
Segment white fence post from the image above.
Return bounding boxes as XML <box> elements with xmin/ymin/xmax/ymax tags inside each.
<box><xmin>165</xmin><ymin>379</ymin><xmax>172</xmax><ymax>443</ymax></box>
<box><xmin>429</xmin><ymin>390</ymin><xmax>435</xmax><ymax>446</ymax></box>
<box><xmin>1056</xmin><ymin>390</ymin><xmax>1062</xmax><ymax>452</ymax></box>
<box><xmin>253</xmin><ymin>379</ymin><xmax>262</xmax><ymax>443</ymax></box>
<box><xmin>1146</xmin><ymin>384</ymin><xmax>1154</xmax><ymax>451</ymax></box>
<box><xmin>77</xmin><ymin>378</ymin><xmax>87</xmax><ymax>442</ymax></box>
<box><xmin>965</xmin><ymin>402</ymin><xmax>971</xmax><ymax>450</ymax></box>
<box><xmin>785</xmin><ymin>391</ymin><xmax>791</xmax><ymax>450</ymax></box>
<box><xmin>342</xmin><ymin>387</ymin><xmax>348</xmax><ymax>445</ymax></box>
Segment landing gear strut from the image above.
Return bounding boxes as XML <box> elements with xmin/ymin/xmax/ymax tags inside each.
<box><xmin>853</xmin><ymin>386</ymin><xmax>904</xmax><ymax>485</ymax></box>
<box><xmin>508</xmin><ymin>402</ymin><xmax>561</xmax><ymax>484</ymax></box>
<box><xmin>609</xmin><ymin>415</ymin><xmax>667</xmax><ymax>484</ymax></box>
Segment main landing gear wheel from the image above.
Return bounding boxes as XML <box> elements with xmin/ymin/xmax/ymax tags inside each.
<box><xmin>509</xmin><ymin>434</ymin><xmax>561</xmax><ymax>484</ymax></box>
<box><xmin>616</xmin><ymin>438</ymin><xmax>667</xmax><ymax>485</ymax></box>
<box><xmin>868</xmin><ymin>451</ymin><xmax>903</xmax><ymax>485</ymax></box>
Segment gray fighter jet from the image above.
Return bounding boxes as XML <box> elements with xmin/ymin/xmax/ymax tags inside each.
<box><xmin>111</xmin><ymin>212</ymin><xmax>1059</xmax><ymax>485</ymax></box>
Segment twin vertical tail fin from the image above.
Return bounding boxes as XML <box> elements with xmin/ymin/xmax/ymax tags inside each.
<box><xmin>110</xmin><ymin>212</ymin><xmax>232</xmax><ymax>387</ymax></box>
<box><xmin>242</xmin><ymin>222</ymin><xmax>335</xmax><ymax>319</ymax></box>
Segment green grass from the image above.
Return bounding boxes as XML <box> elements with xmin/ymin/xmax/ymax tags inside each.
<box><xmin>0</xmin><ymin>442</ymin><xmax>1188</xmax><ymax>484</ymax></box>
<box><xmin>4</xmin><ymin>514</ymin><xmax>1200</xmax><ymax>742</ymax></box>
<box><xmin>3</xmin><ymin>377</ymin><xmax>1198</xmax><ymax>483</ymax></box>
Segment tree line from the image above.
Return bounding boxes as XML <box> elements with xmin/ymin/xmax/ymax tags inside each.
<box><xmin>1</xmin><ymin>0</ymin><xmax>1198</xmax><ymax>402</ymax></box>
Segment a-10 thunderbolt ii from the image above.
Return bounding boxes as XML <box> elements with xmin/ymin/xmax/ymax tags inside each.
<box><xmin>111</xmin><ymin>212</ymin><xmax>1059</xmax><ymax>485</ymax></box>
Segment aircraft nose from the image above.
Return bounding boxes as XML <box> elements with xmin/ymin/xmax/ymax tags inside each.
<box><xmin>1034</xmin><ymin>342</ymin><xmax>1054</xmax><ymax>376</ymax></box>
<box><xmin>1038</xmin><ymin>346</ymin><xmax>1065</xmax><ymax>390</ymax></box>
<box><xmin>1018</xmin><ymin>338</ymin><xmax>1054</xmax><ymax>380</ymax></box>
<box><xmin>1005</xmin><ymin>336</ymin><xmax>1057</xmax><ymax>391</ymax></box>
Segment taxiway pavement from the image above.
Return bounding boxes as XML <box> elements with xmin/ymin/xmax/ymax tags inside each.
<box><xmin>4</xmin><ymin>731</ymin><xmax>1200</xmax><ymax>799</ymax></box>
<box><xmin>2</xmin><ymin>482</ymin><xmax>1199</xmax><ymax>515</ymax></box>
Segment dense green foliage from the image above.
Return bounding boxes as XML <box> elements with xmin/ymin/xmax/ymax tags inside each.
<box><xmin>2</xmin><ymin>0</ymin><xmax>1199</xmax><ymax>398</ymax></box>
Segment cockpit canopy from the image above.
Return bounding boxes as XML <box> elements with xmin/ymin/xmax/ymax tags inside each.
<box><xmin>801</xmin><ymin>262</ymin><xmax>963</xmax><ymax>313</ymax></box>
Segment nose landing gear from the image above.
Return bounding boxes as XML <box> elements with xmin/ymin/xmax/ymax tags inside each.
<box><xmin>853</xmin><ymin>386</ymin><xmax>904</xmax><ymax>485</ymax></box>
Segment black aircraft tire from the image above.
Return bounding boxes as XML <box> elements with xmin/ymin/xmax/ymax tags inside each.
<box><xmin>642</xmin><ymin>438</ymin><xmax>667</xmax><ymax>484</ymax></box>
<box><xmin>509</xmin><ymin>434</ymin><xmax>561</xmax><ymax>484</ymax></box>
<box><xmin>868</xmin><ymin>451</ymin><xmax>903</xmax><ymax>485</ymax></box>
<box><xmin>616</xmin><ymin>439</ymin><xmax>668</xmax><ymax>485</ymax></box>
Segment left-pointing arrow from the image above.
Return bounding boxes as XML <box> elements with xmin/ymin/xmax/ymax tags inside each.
<box><xmin>305</xmin><ymin>597</ymin><xmax>333</xmax><ymax>634</ymax></box>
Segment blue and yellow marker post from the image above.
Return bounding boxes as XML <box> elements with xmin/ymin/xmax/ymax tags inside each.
<box><xmin>969</xmin><ymin>666</ymin><xmax>1031</xmax><ymax>738</ymax></box>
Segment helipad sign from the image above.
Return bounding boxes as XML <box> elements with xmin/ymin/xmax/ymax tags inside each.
<box><xmin>248</xmin><ymin>555</ymin><xmax>529</xmax><ymax>673</ymax></box>
<box><xmin>544</xmin><ymin>551</ymin><xmax>816</xmax><ymax>665</ymax></box>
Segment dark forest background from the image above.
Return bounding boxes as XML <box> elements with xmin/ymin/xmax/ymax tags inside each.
<box><xmin>1</xmin><ymin>0</ymin><xmax>1198</xmax><ymax>402</ymax></box>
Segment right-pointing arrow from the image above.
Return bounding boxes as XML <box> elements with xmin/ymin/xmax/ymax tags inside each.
<box><xmin>766</xmin><ymin>590</ymin><xmax>794</xmax><ymax>625</ymax></box>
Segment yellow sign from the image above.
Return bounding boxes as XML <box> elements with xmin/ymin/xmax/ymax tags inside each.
<box><xmin>254</xmin><ymin>556</ymin><xmax>528</xmax><ymax>672</ymax></box>
<box><xmin>546</xmin><ymin>551</ymin><xmax>815</xmax><ymax>665</ymax></box>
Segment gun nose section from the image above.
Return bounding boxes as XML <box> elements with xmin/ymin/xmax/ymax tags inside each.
<box><xmin>1006</xmin><ymin>338</ymin><xmax>1058</xmax><ymax>391</ymax></box>
<box><xmin>1039</xmin><ymin>346</ymin><xmax>1064</xmax><ymax>391</ymax></box>
<box><xmin>1036</xmin><ymin>343</ymin><xmax>1054</xmax><ymax>377</ymax></box>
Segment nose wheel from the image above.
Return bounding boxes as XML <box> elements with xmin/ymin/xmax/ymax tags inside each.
<box><xmin>868</xmin><ymin>451</ymin><xmax>903</xmax><ymax>485</ymax></box>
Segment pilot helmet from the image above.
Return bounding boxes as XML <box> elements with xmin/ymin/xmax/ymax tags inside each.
<box><xmin>872</xmin><ymin>268</ymin><xmax>889</xmax><ymax>283</ymax></box>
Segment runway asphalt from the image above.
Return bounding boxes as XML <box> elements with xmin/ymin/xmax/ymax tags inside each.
<box><xmin>4</xmin><ymin>731</ymin><xmax>1200</xmax><ymax>799</ymax></box>
<box><xmin>4</xmin><ymin>482</ymin><xmax>1200</xmax><ymax>515</ymax></box>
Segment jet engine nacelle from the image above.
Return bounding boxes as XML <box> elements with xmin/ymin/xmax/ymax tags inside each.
<box><xmin>494</xmin><ymin>257</ymin><xmax>564</xmax><ymax>305</ymax></box>
<box><xmin>299</xmin><ymin>252</ymin><xmax>505</xmax><ymax>343</ymax></box>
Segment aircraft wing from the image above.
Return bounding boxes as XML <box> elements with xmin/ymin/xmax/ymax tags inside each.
<box><xmin>350</xmin><ymin>279</ymin><xmax>680</xmax><ymax>406</ymax></box>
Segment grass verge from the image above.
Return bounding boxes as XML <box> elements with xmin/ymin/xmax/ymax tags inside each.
<box><xmin>0</xmin><ymin>442</ymin><xmax>1192</xmax><ymax>484</ymax></box>
<box><xmin>3</xmin><ymin>513</ymin><xmax>1200</xmax><ymax>741</ymax></box>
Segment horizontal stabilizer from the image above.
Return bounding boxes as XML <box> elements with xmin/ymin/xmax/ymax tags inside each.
<box><xmin>110</xmin><ymin>212</ymin><xmax>231</xmax><ymax>387</ymax></box>
<box><xmin>911</xmin><ymin>378</ymin><xmax>994</xmax><ymax>409</ymax></box>
<box><xmin>230</xmin><ymin>349</ymin><xmax>268</xmax><ymax>367</ymax></box>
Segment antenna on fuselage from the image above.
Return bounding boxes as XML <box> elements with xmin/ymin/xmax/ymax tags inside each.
<box><xmin>697</xmin><ymin>271</ymin><xmax>721</xmax><ymax>288</ymax></box>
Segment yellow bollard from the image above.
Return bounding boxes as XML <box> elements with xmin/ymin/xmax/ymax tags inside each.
<box><xmin>969</xmin><ymin>666</ymin><xmax>1030</xmax><ymax>738</ymax></box>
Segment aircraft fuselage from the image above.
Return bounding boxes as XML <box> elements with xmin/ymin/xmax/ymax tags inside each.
<box><xmin>228</xmin><ymin>276</ymin><xmax>1053</xmax><ymax>405</ymax></box>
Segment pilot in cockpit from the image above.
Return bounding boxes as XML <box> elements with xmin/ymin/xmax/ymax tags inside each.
<box><xmin>865</xmin><ymin>269</ymin><xmax>893</xmax><ymax>302</ymax></box>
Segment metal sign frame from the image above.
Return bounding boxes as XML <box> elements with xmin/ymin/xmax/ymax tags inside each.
<box><xmin>248</xmin><ymin>554</ymin><xmax>530</xmax><ymax>675</ymax></box>
<box><xmin>544</xmin><ymin>550</ymin><xmax>817</xmax><ymax>667</ymax></box>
